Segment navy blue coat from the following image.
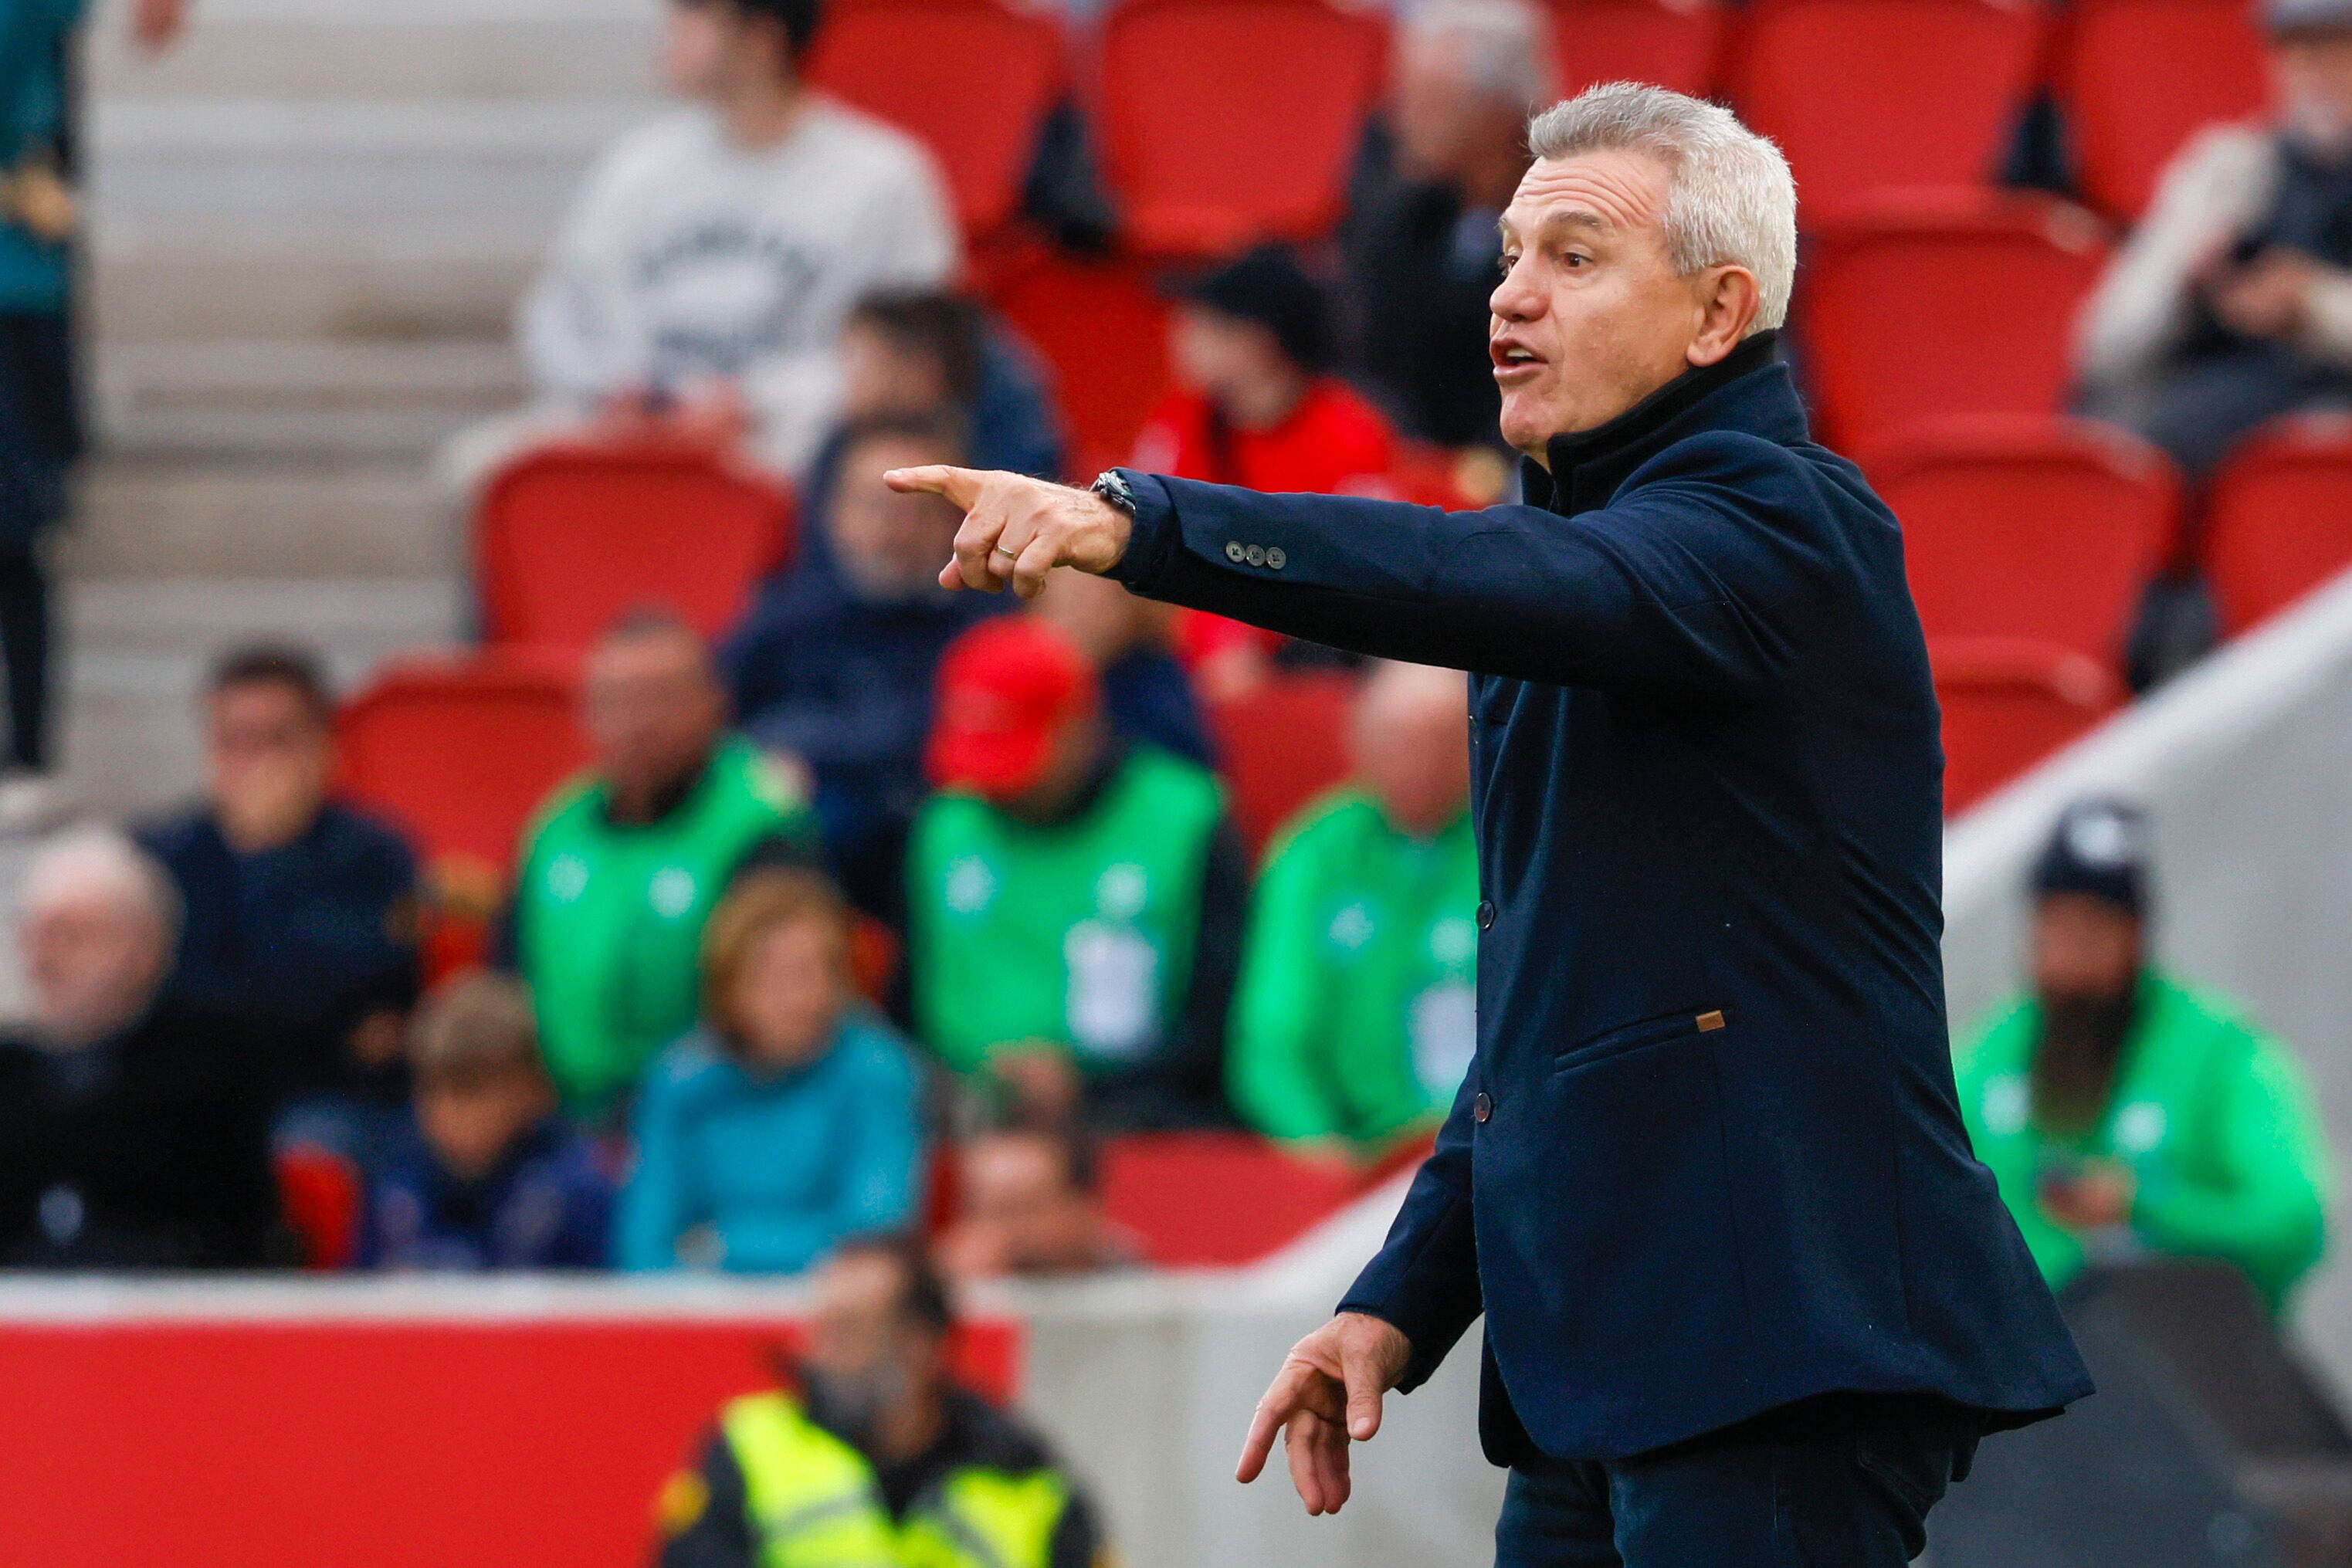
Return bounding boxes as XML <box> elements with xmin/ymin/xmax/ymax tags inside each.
<box><xmin>1106</xmin><ymin>333</ymin><xmax>2091</xmax><ymax>1461</ymax></box>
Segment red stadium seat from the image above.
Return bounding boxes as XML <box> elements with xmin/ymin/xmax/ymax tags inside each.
<box><xmin>1802</xmin><ymin>195</ymin><xmax>2109</xmax><ymax>452</ymax></box>
<box><xmin>1206</xmin><ymin>669</ymin><xmax>1360</xmax><ymax>860</ymax></box>
<box><xmin>1863</xmin><ymin>416</ymin><xmax>2176</xmax><ymax>669</ymax></box>
<box><xmin>275</xmin><ymin>1146</ymin><xmax>362</xmax><ymax>1272</ymax></box>
<box><xmin>2055</xmin><ymin>0</ymin><xmax>2269</xmax><ymax>221</ymax></box>
<box><xmin>337</xmin><ymin>650</ymin><xmax>589</xmax><ymax>888</ymax></box>
<box><xmin>1728</xmin><ymin>0</ymin><xmax>2045</xmax><ymax>219</ymax></box>
<box><xmin>1933</xmin><ymin>638</ymin><xmax>2121</xmax><ymax>814</ymax></box>
<box><xmin>805</xmin><ymin>0</ymin><xmax>1066</xmax><ymax>239</ymax></box>
<box><xmin>986</xmin><ymin>249</ymin><xmax>1171</xmax><ymax>474</ymax></box>
<box><xmin>476</xmin><ymin>440</ymin><xmax>794</xmax><ymax>657</ymax></box>
<box><xmin>1094</xmin><ymin>0</ymin><xmax>1388</xmax><ymax>257</ymax></box>
<box><xmin>2204</xmin><ymin>415</ymin><xmax>2352</xmax><ymax>635</ymax></box>
<box><xmin>1100</xmin><ymin>1133</ymin><xmax>1371</xmax><ymax>1265</ymax></box>
<box><xmin>1546</xmin><ymin>0</ymin><xmax>1726</xmax><ymax>98</ymax></box>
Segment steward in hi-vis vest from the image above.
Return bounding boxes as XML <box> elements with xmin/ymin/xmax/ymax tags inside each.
<box><xmin>654</xmin><ymin>1238</ymin><xmax>1111</xmax><ymax>1568</ymax></box>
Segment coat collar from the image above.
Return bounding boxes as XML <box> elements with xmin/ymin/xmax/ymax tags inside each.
<box><xmin>1520</xmin><ymin>330</ymin><xmax>1806</xmax><ymax>516</ymax></box>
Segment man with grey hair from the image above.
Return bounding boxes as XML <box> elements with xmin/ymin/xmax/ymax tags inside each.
<box><xmin>0</xmin><ymin>828</ymin><xmax>280</xmax><ymax>1268</ymax></box>
<box><xmin>889</xmin><ymin>81</ymin><xmax>2089</xmax><ymax>1564</ymax></box>
<box><xmin>1345</xmin><ymin>0</ymin><xmax>1557</xmax><ymax>447</ymax></box>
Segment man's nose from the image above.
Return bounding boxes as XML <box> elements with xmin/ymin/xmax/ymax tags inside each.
<box><xmin>1489</xmin><ymin>259</ymin><xmax>1539</xmax><ymax>323</ymax></box>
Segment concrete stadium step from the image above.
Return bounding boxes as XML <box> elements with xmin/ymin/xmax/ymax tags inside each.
<box><xmin>63</xmin><ymin>459</ymin><xmax>457</xmax><ymax>580</ymax></box>
<box><xmin>86</xmin><ymin>15</ymin><xmax>658</xmax><ymax>104</ymax></box>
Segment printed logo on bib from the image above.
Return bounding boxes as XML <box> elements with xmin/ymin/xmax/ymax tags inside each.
<box><xmin>1095</xmin><ymin>862</ymin><xmax>1151</xmax><ymax>921</ymax></box>
<box><xmin>1327</xmin><ymin>901</ymin><xmax>1375</xmax><ymax>951</ymax></box>
<box><xmin>1428</xmin><ymin>915</ymin><xmax>1478</xmax><ymax>969</ymax></box>
<box><xmin>545</xmin><ymin>853</ymin><xmax>590</xmax><ymax>904</ymax></box>
<box><xmin>1065</xmin><ymin>921</ymin><xmax>1160</xmax><ymax>1059</ymax></box>
<box><xmin>1981</xmin><ymin>1073</ymin><xmax>2030</xmax><ymax>1137</ymax></box>
<box><xmin>1410</xmin><ymin>980</ymin><xmax>1479</xmax><ymax>1096</ymax></box>
<box><xmin>648</xmin><ymin>866</ymin><xmax>700</xmax><ymax>920</ymax></box>
<box><xmin>944</xmin><ymin>855</ymin><xmax>998</xmax><ymax>916</ymax></box>
<box><xmin>2112</xmin><ymin>1100</ymin><xmax>2167</xmax><ymax>1154</ymax></box>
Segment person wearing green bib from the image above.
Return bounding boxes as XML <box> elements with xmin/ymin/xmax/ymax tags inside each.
<box><xmin>510</xmin><ymin>613</ymin><xmax>817</xmax><ymax>1123</ymax></box>
<box><xmin>1954</xmin><ymin>799</ymin><xmax>2332</xmax><ymax>1313</ymax></box>
<box><xmin>907</xmin><ymin>616</ymin><xmax>1245</xmax><ymax>1130</ymax></box>
<box><xmin>1230</xmin><ymin>662</ymin><xmax>1478</xmax><ymax>1155</ymax></box>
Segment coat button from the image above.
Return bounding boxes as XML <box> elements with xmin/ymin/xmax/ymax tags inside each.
<box><xmin>1224</xmin><ymin>541</ymin><xmax>1245</xmax><ymax>563</ymax></box>
<box><xmin>1476</xmin><ymin>900</ymin><xmax>1495</xmax><ymax>930</ymax></box>
<box><xmin>1265</xmin><ymin>546</ymin><xmax>1286</xmax><ymax>570</ymax></box>
<box><xmin>1473</xmin><ymin>1092</ymin><xmax>1493</xmax><ymax>1123</ymax></box>
<box><xmin>1244</xmin><ymin>544</ymin><xmax>1267</xmax><ymax>566</ymax></box>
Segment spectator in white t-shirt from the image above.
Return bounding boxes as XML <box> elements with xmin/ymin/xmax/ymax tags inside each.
<box><xmin>451</xmin><ymin>0</ymin><xmax>959</xmax><ymax>486</ymax></box>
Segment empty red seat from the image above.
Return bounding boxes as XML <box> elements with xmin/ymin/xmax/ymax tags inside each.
<box><xmin>1864</xmin><ymin>416</ymin><xmax>2175</xmax><ymax>668</ymax></box>
<box><xmin>1546</xmin><ymin>0</ymin><xmax>1726</xmax><ymax>97</ymax></box>
<box><xmin>1100</xmin><ymin>1133</ymin><xmax>1371</xmax><ymax>1265</ymax></box>
<box><xmin>476</xmin><ymin>440</ymin><xmax>794</xmax><ymax>657</ymax></box>
<box><xmin>1728</xmin><ymin>0</ymin><xmax>2045</xmax><ymax>219</ymax></box>
<box><xmin>337</xmin><ymin>651</ymin><xmax>589</xmax><ymax>890</ymax></box>
<box><xmin>986</xmin><ymin>249</ymin><xmax>1171</xmax><ymax>474</ymax></box>
<box><xmin>1933</xmin><ymin>638</ymin><xmax>2121</xmax><ymax>814</ymax></box>
<box><xmin>2204</xmin><ymin>415</ymin><xmax>2352</xmax><ymax>635</ymax></box>
<box><xmin>805</xmin><ymin>0</ymin><xmax>1066</xmax><ymax>239</ymax></box>
<box><xmin>1207</xmin><ymin>670</ymin><xmax>1360</xmax><ymax>860</ymax></box>
<box><xmin>2055</xmin><ymin>0</ymin><xmax>2269</xmax><ymax>221</ymax></box>
<box><xmin>1094</xmin><ymin>0</ymin><xmax>1388</xmax><ymax>257</ymax></box>
<box><xmin>1803</xmin><ymin>195</ymin><xmax>2109</xmax><ymax>452</ymax></box>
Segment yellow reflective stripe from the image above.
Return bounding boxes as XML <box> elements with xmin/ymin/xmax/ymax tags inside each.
<box><xmin>721</xmin><ymin>1393</ymin><xmax>898</xmax><ymax>1568</ymax></box>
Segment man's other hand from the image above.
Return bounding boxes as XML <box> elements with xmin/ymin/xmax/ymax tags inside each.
<box><xmin>1235</xmin><ymin>1311</ymin><xmax>1412</xmax><ymax>1516</ymax></box>
<box><xmin>883</xmin><ymin>466</ymin><xmax>1131</xmax><ymax>600</ymax></box>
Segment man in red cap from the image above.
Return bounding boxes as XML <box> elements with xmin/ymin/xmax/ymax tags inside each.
<box><xmin>904</xmin><ymin>617</ymin><xmax>1247</xmax><ymax>1131</ymax></box>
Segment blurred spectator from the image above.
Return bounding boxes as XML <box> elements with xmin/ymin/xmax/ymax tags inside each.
<box><xmin>617</xmin><ymin>870</ymin><xmax>923</xmax><ymax>1273</ymax></box>
<box><xmin>510</xmin><ymin>611</ymin><xmax>817</xmax><ymax>1123</ymax></box>
<box><xmin>935</xmin><ymin>1120</ymin><xmax>1139</xmax><ymax>1282</ymax></box>
<box><xmin>724</xmin><ymin>413</ymin><xmax>1008</xmax><ymax>920</ymax></box>
<box><xmin>1954</xmin><ymin>799</ymin><xmax>2331</xmax><ymax>1312</ymax></box>
<box><xmin>1033</xmin><ymin>570</ymin><xmax>1215</xmax><ymax>768</ymax></box>
<box><xmin>1342</xmin><ymin>0</ymin><xmax>1551</xmax><ymax>449</ymax></box>
<box><xmin>456</xmin><ymin>0</ymin><xmax>957</xmax><ymax>484</ymax></box>
<box><xmin>360</xmin><ymin>973</ymin><xmax>612</xmax><ymax>1272</ymax></box>
<box><xmin>1132</xmin><ymin>244</ymin><xmax>1398</xmax><ymax>690</ymax></box>
<box><xmin>0</xmin><ymin>829</ymin><xmax>280</xmax><ymax>1268</ymax></box>
<box><xmin>907</xmin><ymin>618</ymin><xmax>1245</xmax><ymax>1130</ymax></box>
<box><xmin>138</xmin><ymin>645</ymin><xmax>422</xmax><ymax>1151</ymax></box>
<box><xmin>653</xmin><ymin>1235</ymin><xmax>1107</xmax><ymax>1568</ymax></box>
<box><xmin>0</xmin><ymin>0</ymin><xmax>90</xmax><ymax>822</ymax></box>
<box><xmin>2076</xmin><ymin>0</ymin><xmax>2352</xmax><ymax>475</ymax></box>
<box><xmin>1229</xmin><ymin>663</ymin><xmax>1476</xmax><ymax>1153</ymax></box>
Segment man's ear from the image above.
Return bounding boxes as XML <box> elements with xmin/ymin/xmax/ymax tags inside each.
<box><xmin>1686</xmin><ymin>266</ymin><xmax>1764</xmax><ymax>367</ymax></box>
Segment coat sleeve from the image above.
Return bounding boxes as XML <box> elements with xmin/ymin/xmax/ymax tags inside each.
<box><xmin>1106</xmin><ymin>440</ymin><xmax>1832</xmax><ymax>701</ymax></box>
<box><xmin>1334</xmin><ymin>1055</ymin><xmax>1483</xmax><ymax>1391</ymax></box>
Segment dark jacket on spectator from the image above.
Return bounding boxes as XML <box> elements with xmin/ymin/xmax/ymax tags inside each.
<box><xmin>1100</xmin><ymin>645</ymin><xmax>1216</xmax><ymax>769</ymax></box>
<box><xmin>359</xmin><ymin>1114</ymin><xmax>614</xmax><ymax>1272</ymax></box>
<box><xmin>1105</xmin><ymin>331</ymin><xmax>2092</xmax><ymax>1461</ymax></box>
<box><xmin>0</xmin><ymin>994</ymin><xmax>282</xmax><ymax>1268</ymax></box>
<box><xmin>139</xmin><ymin>801</ymin><xmax>423</xmax><ymax>1110</ymax></box>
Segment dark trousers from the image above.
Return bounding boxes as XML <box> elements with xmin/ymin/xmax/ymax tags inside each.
<box><xmin>0</xmin><ymin>310</ymin><xmax>76</xmax><ymax>771</ymax></box>
<box><xmin>1493</xmin><ymin>1396</ymin><xmax>1979</xmax><ymax>1568</ymax></box>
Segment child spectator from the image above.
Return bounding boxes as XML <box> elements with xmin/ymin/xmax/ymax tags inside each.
<box><xmin>446</xmin><ymin>0</ymin><xmax>958</xmax><ymax>487</ymax></box>
<box><xmin>723</xmin><ymin>412</ymin><xmax>1009</xmax><ymax>920</ymax></box>
<box><xmin>361</xmin><ymin>973</ymin><xmax>612</xmax><ymax>1272</ymax></box>
<box><xmin>138</xmin><ymin>645</ymin><xmax>422</xmax><ymax>1152</ymax></box>
<box><xmin>510</xmin><ymin>611</ymin><xmax>818</xmax><ymax>1125</ymax></box>
<box><xmin>1228</xmin><ymin>663</ymin><xmax>1477</xmax><ymax>1154</ymax></box>
<box><xmin>935</xmin><ymin>1119</ymin><xmax>1140</xmax><ymax>1281</ymax></box>
<box><xmin>907</xmin><ymin>618</ymin><xmax>1245</xmax><ymax>1130</ymax></box>
<box><xmin>617</xmin><ymin>869</ymin><xmax>924</xmax><ymax>1274</ymax></box>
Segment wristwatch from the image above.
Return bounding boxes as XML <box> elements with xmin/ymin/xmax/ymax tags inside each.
<box><xmin>1089</xmin><ymin>469</ymin><xmax>1140</xmax><ymax>517</ymax></box>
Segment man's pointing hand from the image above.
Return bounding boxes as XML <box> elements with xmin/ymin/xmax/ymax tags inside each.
<box><xmin>883</xmin><ymin>466</ymin><xmax>1133</xmax><ymax>601</ymax></box>
<box><xmin>1236</xmin><ymin>1311</ymin><xmax>1412</xmax><ymax>1516</ymax></box>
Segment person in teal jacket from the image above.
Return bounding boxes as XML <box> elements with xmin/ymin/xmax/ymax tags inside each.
<box><xmin>617</xmin><ymin>868</ymin><xmax>924</xmax><ymax>1274</ymax></box>
<box><xmin>1229</xmin><ymin>661</ymin><xmax>1478</xmax><ymax>1153</ymax></box>
<box><xmin>1954</xmin><ymin>798</ymin><xmax>2332</xmax><ymax>1312</ymax></box>
<box><xmin>0</xmin><ymin>0</ymin><xmax>84</xmax><ymax>791</ymax></box>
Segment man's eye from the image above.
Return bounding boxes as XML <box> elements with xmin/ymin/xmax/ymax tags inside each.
<box><xmin>1497</xmin><ymin>253</ymin><xmax>1519</xmax><ymax>277</ymax></box>
<box><xmin>1564</xmin><ymin>252</ymin><xmax>1589</xmax><ymax>268</ymax></box>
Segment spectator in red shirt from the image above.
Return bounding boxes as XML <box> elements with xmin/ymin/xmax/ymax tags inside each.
<box><xmin>1130</xmin><ymin>245</ymin><xmax>1401</xmax><ymax>692</ymax></box>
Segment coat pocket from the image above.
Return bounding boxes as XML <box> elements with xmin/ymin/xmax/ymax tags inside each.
<box><xmin>1550</xmin><ymin>1006</ymin><xmax>1730</xmax><ymax>1073</ymax></box>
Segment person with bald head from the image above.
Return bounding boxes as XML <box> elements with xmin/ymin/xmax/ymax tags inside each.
<box><xmin>1228</xmin><ymin>663</ymin><xmax>1477</xmax><ymax>1155</ymax></box>
<box><xmin>0</xmin><ymin>828</ymin><xmax>280</xmax><ymax>1268</ymax></box>
<box><xmin>510</xmin><ymin>609</ymin><xmax>818</xmax><ymax>1123</ymax></box>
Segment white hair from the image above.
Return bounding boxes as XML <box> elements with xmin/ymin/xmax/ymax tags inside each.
<box><xmin>1525</xmin><ymin>82</ymin><xmax>1798</xmax><ymax>333</ymax></box>
<box><xmin>1402</xmin><ymin>0</ymin><xmax>1558</xmax><ymax>111</ymax></box>
<box><xmin>22</xmin><ymin>827</ymin><xmax>182</xmax><ymax>947</ymax></box>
